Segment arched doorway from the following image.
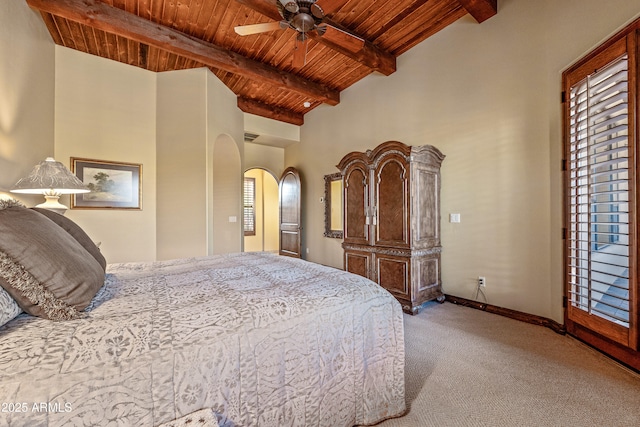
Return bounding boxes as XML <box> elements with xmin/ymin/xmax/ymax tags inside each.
<box><xmin>243</xmin><ymin>168</ymin><xmax>279</xmax><ymax>252</ymax></box>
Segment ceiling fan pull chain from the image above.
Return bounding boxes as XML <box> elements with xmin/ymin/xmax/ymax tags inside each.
<box><xmin>304</xmin><ymin>37</ymin><xmax>309</xmax><ymax>66</ymax></box>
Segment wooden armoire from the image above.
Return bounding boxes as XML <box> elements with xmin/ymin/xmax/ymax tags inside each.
<box><xmin>337</xmin><ymin>141</ymin><xmax>445</xmax><ymax>314</ymax></box>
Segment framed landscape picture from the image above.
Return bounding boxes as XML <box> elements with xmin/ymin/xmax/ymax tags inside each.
<box><xmin>71</xmin><ymin>158</ymin><xmax>142</xmax><ymax>209</ymax></box>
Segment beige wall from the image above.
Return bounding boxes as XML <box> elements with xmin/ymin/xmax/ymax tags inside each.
<box><xmin>288</xmin><ymin>0</ymin><xmax>640</xmax><ymax>322</ymax></box>
<box><xmin>244</xmin><ymin>113</ymin><xmax>300</xmax><ymax>148</ymax></box>
<box><xmin>210</xmin><ymin>134</ymin><xmax>242</xmax><ymax>255</ymax></box>
<box><xmin>244</xmin><ymin>142</ymin><xmax>285</xmax><ymax>178</ymax></box>
<box><xmin>207</xmin><ymin>72</ymin><xmax>245</xmax><ymax>255</ymax></box>
<box><xmin>263</xmin><ymin>172</ymin><xmax>279</xmax><ymax>252</ymax></box>
<box><xmin>156</xmin><ymin>69</ymin><xmax>208</xmax><ymax>260</ymax></box>
<box><xmin>0</xmin><ymin>1</ymin><xmax>55</xmax><ymax>202</ymax></box>
<box><xmin>55</xmin><ymin>47</ymin><xmax>157</xmax><ymax>263</ymax></box>
<box><xmin>56</xmin><ymin>59</ymin><xmax>243</xmax><ymax>262</ymax></box>
<box><xmin>156</xmin><ymin>68</ymin><xmax>244</xmax><ymax>259</ymax></box>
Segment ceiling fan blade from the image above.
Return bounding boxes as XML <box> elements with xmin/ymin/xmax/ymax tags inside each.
<box><xmin>315</xmin><ymin>0</ymin><xmax>349</xmax><ymax>15</ymax></box>
<box><xmin>234</xmin><ymin>21</ymin><xmax>283</xmax><ymax>36</ymax></box>
<box><xmin>320</xmin><ymin>24</ymin><xmax>365</xmax><ymax>53</ymax></box>
<box><xmin>292</xmin><ymin>39</ymin><xmax>307</xmax><ymax>68</ymax></box>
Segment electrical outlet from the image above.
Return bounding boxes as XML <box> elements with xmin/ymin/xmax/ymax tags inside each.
<box><xmin>478</xmin><ymin>276</ymin><xmax>486</xmax><ymax>287</ymax></box>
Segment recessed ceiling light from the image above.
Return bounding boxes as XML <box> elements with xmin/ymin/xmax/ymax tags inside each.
<box><xmin>303</xmin><ymin>101</ymin><xmax>311</xmax><ymax>108</ymax></box>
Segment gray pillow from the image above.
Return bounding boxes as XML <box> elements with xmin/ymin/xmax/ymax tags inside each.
<box><xmin>31</xmin><ymin>207</ymin><xmax>107</xmax><ymax>271</ymax></box>
<box><xmin>0</xmin><ymin>203</ymin><xmax>105</xmax><ymax>320</ymax></box>
<box><xmin>0</xmin><ymin>285</ymin><xmax>21</xmax><ymax>327</ymax></box>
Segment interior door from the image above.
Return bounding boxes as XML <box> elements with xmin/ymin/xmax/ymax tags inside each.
<box><xmin>279</xmin><ymin>167</ymin><xmax>302</xmax><ymax>258</ymax></box>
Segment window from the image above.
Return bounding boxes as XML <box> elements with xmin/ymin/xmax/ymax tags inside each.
<box><xmin>567</xmin><ymin>54</ymin><xmax>630</xmax><ymax>328</ymax></box>
<box><xmin>244</xmin><ymin>177</ymin><xmax>256</xmax><ymax>236</ymax></box>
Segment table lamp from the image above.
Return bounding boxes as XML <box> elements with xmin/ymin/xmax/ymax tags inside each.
<box><xmin>10</xmin><ymin>157</ymin><xmax>90</xmax><ymax>214</ymax></box>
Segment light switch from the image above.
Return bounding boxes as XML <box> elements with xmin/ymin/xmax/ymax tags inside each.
<box><xmin>229</xmin><ymin>216</ymin><xmax>237</xmax><ymax>223</ymax></box>
<box><xmin>450</xmin><ymin>213</ymin><xmax>461</xmax><ymax>223</ymax></box>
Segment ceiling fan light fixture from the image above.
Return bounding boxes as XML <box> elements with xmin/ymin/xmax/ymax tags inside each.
<box><xmin>291</xmin><ymin>13</ymin><xmax>315</xmax><ymax>33</ymax></box>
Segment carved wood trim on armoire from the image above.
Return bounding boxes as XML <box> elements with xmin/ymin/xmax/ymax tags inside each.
<box><xmin>337</xmin><ymin>141</ymin><xmax>445</xmax><ymax>314</ymax></box>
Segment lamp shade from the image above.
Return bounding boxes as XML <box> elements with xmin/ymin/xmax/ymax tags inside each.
<box><xmin>10</xmin><ymin>157</ymin><xmax>89</xmax><ymax>195</ymax></box>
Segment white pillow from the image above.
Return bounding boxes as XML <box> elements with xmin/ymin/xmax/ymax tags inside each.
<box><xmin>0</xmin><ymin>285</ymin><xmax>22</xmax><ymax>327</ymax></box>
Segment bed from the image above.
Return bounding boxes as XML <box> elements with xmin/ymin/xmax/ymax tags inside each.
<box><xmin>0</xmin><ymin>200</ymin><xmax>405</xmax><ymax>426</ymax></box>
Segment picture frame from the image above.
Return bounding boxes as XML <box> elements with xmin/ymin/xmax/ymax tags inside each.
<box><xmin>71</xmin><ymin>158</ymin><xmax>142</xmax><ymax>210</ymax></box>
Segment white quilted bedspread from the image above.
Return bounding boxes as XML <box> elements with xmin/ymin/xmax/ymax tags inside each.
<box><xmin>0</xmin><ymin>252</ymin><xmax>405</xmax><ymax>426</ymax></box>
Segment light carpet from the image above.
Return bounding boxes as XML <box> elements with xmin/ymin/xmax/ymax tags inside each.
<box><xmin>376</xmin><ymin>302</ymin><xmax>640</xmax><ymax>427</ymax></box>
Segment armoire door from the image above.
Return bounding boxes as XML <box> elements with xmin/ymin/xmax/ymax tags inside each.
<box><xmin>373</xmin><ymin>154</ymin><xmax>410</xmax><ymax>248</ymax></box>
<box><xmin>344</xmin><ymin>249</ymin><xmax>373</xmax><ymax>279</ymax></box>
<box><xmin>279</xmin><ymin>167</ymin><xmax>301</xmax><ymax>258</ymax></box>
<box><xmin>342</xmin><ymin>160</ymin><xmax>371</xmax><ymax>246</ymax></box>
<box><xmin>412</xmin><ymin>158</ymin><xmax>442</xmax><ymax>249</ymax></box>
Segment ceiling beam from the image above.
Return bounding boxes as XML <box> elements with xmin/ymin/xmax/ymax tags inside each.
<box><xmin>315</xmin><ymin>18</ymin><xmax>396</xmax><ymax>75</ymax></box>
<box><xmin>458</xmin><ymin>0</ymin><xmax>497</xmax><ymax>23</ymax></box>
<box><xmin>235</xmin><ymin>0</ymin><xmax>396</xmax><ymax>75</ymax></box>
<box><xmin>27</xmin><ymin>0</ymin><xmax>340</xmax><ymax>106</ymax></box>
<box><xmin>237</xmin><ymin>97</ymin><xmax>304</xmax><ymax>125</ymax></box>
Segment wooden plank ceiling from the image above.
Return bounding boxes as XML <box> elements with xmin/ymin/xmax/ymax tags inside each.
<box><xmin>26</xmin><ymin>0</ymin><xmax>497</xmax><ymax>125</ymax></box>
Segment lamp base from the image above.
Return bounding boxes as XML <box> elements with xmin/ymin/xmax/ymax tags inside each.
<box><xmin>35</xmin><ymin>195</ymin><xmax>68</xmax><ymax>215</ymax></box>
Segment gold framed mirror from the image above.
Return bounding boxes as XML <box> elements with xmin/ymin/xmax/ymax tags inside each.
<box><xmin>324</xmin><ymin>173</ymin><xmax>343</xmax><ymax>238</ymax></box>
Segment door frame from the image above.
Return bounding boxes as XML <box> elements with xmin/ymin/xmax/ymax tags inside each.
<box><xmin>278</xmin><ymin>167</ymin><xmax>302</xmax><ymax>258</ymax></box>
<box><xmin>562</xmin><ymin>20</ymin><xmax>640</xmax><ymax>371</ymax></box>
<box><xmin>243</xmin><ymin>168</ymin><xmax>279</xmax><ymax>253</ymax></box>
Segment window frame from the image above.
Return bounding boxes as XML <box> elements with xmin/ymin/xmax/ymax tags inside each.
<box><xmin>244</xmin><ymin>177</ymin><xmax>256</xmax><ymax>237</ymax></box>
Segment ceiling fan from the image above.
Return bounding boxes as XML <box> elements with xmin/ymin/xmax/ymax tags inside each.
<box><xmin>234</xmin><ymin>0</ymin><xmax>363</xmax><ymax>67</ymax></box>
